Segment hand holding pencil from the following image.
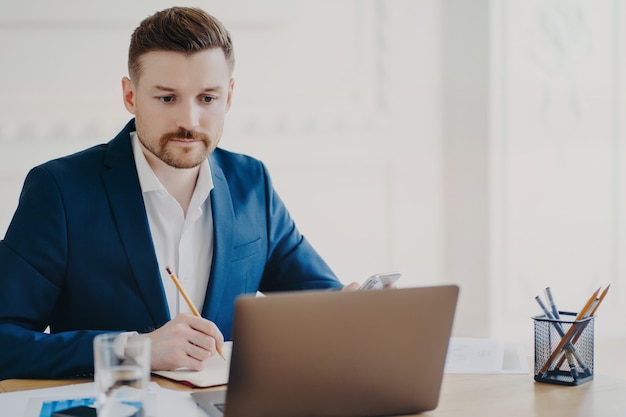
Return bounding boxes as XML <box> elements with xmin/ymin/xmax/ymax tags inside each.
<box><xmin>140</xmin><ymin>267</ymin><xmax>226</xmax><ymax>372</ymax></box>
<box><xmin>167</xmin><ymin>266</ymin><xmax>225</xmax><ymax>361</ymax></box>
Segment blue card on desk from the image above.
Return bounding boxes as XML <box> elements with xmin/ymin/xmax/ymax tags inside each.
<box><xmin>38</xmin><ymin>398</ymin><xmax>95</xmax><ymax>417</ymax></box>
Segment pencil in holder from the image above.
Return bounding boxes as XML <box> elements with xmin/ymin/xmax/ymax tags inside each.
<box><xmin>533</xmin><ymin>312</ymin><xmax>594</xmax><ymax>386</ymax></box>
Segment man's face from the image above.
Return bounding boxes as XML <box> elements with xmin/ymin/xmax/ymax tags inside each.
<box><xmin>122</xmin><ymin>49</ymin><xmax>234</xmax><ymax>169</ymax></box>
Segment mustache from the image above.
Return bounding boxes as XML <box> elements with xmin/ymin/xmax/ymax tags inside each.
<box><xmin>160</xmin><ymin>128</ymin><xmax>210</xmax><ymax>142</ymax></box>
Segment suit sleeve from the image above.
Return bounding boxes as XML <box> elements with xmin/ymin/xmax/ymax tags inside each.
<box><xmin>0</xmin><ymin>167</ymin><xmax>107</xmax><ymax>379</ymax></box>
<box><xmin>256</xmin><ymin>163</ymin><xmax>343</xmax><ymax>292</ymax></box>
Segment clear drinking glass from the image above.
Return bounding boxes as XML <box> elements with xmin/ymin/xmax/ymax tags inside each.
<box><xmin>94</xmin><ymin>333</ymin><xmax>151</xmax><ymax>417</ymax></box>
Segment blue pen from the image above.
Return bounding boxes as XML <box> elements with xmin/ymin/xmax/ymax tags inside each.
<box><xmin>535</xmin><ymin>295</ymin><xmax>554</xmax><ymax>320</ymax></box>
<box><xmin>545</xmin><ymin>287</ymin><xmax>560</xmax><ymax>320</ymax></box>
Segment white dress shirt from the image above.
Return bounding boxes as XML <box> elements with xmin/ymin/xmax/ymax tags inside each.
<box><xmin>131</xmin><ymin>132</ymin><xmax>214</xmax><ymax>317</ymax></box>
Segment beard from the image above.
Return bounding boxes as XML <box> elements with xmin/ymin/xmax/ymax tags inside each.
<box><xmin>143</xmin><ymin>127</ymin><xmax>214</xmax><ymax>169</ymax></box>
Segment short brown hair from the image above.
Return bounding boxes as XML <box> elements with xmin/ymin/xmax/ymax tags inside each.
<box><xmin>128</xmin><ymin>7</ymin><xmax>235</xmax><ymax>81</ymax></box>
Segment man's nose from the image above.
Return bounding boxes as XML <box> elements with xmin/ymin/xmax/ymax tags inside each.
<box><xmin>175</xmin><ymin>100</ymin><xmax>200</xmax><ymax>130</ymax></box>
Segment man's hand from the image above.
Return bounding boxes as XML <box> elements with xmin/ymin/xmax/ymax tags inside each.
<box><xmin>146</xmin><ymin>313</ymin><xmax>224</xmax><ymax>371</ymax></box>
<box><xmin>342</xmin><ymin>282</ymin><xmax>360</xmax><ymax>291</ymax></box>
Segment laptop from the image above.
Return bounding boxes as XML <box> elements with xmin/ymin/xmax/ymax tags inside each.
<box><xmin>192</xmin><ymin>285</ymin><xmax>459</xmax><ymax>417</ymax></box>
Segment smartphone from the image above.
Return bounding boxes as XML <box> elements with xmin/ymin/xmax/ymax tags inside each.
<box><xmin>358</xmin><ymin>272</ymin><xmax>401</xmax><ymax>290</ymax></box>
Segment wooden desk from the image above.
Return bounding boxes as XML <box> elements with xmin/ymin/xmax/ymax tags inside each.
<box><xmin>0</xmin><ymin>375</ymin><xmax>214</xmax><ymax>393</ymax></box>
<box><xmin>3</xmin><ymin>339</ymin><xmax>625</xmax><ymax>416</ymax></box>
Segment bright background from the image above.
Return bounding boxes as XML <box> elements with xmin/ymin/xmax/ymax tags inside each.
<box><xmin>1</xmin><ymin>0</ymin><xmax>625</xmax><ymax>341</ymax></box>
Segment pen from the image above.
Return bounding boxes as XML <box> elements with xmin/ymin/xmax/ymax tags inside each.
<box><xmin>166</xmin><ymin>266</ymin><xmax>225</xmax><ymax>360</ymax></box>
<box><xmin>534</xmin><ymin>295</ymin><xmax>554</xmax><ymax>321</ymax></box>
<box><xmin>544</xmin><ymin>287</ymin><xmax>560</xmax><ymax>320</ymax></box>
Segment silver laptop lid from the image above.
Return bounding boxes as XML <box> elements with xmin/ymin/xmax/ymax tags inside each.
<box><xmin>220</xmin><ymin>285</ymin><xmax>459</xmax><ymax>417</ymax></box>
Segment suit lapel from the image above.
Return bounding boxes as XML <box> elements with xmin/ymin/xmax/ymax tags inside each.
<box><xmin>202</xmin><ymin>156</ymin><xmax>234</xmax><ymax>321</ymax></box>
<box><xmin>101</xmin><ymin>121</ymin><xmax>170</xmax><ymax>327</ymax></box>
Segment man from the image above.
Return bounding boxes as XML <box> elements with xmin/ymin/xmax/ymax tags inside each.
<box><xmin>0</xmin><ymin>7</ymin><xmax>352</xmax><ymax>380</ymax></box>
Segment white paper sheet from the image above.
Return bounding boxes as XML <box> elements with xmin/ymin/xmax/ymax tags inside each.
<box><xmin>444</xmin><ymin>337</ymin><xmax>530</xmax><ymax>374</ymax></box>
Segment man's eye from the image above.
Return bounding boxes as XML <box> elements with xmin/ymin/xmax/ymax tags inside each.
<box><xmin>159</xmin><ymin>96</ymin><xmax>175</xmax><ymax>103</ymax></box>
<box><xmin>201</xmin><ymin>96</ymin><xmax>215</xmax><ymax>103</ymax></box>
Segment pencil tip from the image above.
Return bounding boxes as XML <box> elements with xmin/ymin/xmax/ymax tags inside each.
<box><xmin>166</xmin><ymin>266</ymin><xmax>172</xmax><ymax>274</ymax></box>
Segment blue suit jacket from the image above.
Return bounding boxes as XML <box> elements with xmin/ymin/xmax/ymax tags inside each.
<box><xmin>0</xmin><ymin>119</ymin><xmax>341</xmax><ymax>379</ymax></box>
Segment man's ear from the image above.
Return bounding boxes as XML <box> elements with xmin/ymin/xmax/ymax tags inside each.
<box><xmin>225</xmin><ymin>78</ymin><xmax>235</xmax><ymax>113</ymax></box>
<box><xmin>122</xmin><ymin>77</ymin><xmax>136</xmax><ymax>114</ymax></box>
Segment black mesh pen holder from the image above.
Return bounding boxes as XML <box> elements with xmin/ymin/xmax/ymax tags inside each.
<box><xmin>533</xmin><ymin>312</ymin><xmax>594</xmax><ymax>386</ymax></box>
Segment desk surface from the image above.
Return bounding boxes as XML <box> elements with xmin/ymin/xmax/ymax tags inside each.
<box><xmin>2</xmin><ymin>338</ymin><xmax>626</xmax><ymax>417</ymax></box>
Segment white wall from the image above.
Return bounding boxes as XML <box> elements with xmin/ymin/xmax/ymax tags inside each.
<box><xmin>441</xmin><ymin>0</ymin><xmax>491</xmax><ymax>337</ymax></box>
<box><xmin>489</xmin><ymin>0</ymin><xmax>626</xmax><ymax>340</ymax></box>
<box><xmin>3</xmin><ymin>0</ymin><xmax>624</xmax><ymax>341</ymax></box>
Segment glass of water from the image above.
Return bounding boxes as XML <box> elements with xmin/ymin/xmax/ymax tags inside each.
<box><xmin>94</xmin><ymin>333</ymin><xmax>151</xmax><ymax>417</ymax></box>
